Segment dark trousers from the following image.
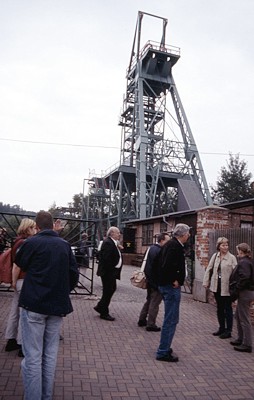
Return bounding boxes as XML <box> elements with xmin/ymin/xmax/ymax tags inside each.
<box><xmin>139</xmin><ymin>286</ymin><xmax>163</xmax><ymax>327</ymax></box>
<box><xmin>235</xmin><ymin>290</ymin><xmax>254</xmax><ymax>346</ymax></box>
<box><xmin>97</xmin><ymin>274</ymin><xmax>117</xmax><ymax>316</ymax></box>
<box><xmin>214</xmin><ymin>292</ymin><xmax>233</xmax><ymax>333</ymax></box>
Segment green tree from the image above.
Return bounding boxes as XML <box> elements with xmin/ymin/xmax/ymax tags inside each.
<box><xmin>72</xmin><ymin>194</ymin><xmax>83</xmax><ymax>216</ymax></box>
<box><xmin>212</xmin><ymin>153</ymin><xmax>254</xmax><ymax>204</ymax></box>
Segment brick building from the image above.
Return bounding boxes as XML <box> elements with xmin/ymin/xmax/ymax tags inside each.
<box><xmin>123</xmin><ymin>199</ymin><xmax>254</xmax><ymax>302</ymax></box>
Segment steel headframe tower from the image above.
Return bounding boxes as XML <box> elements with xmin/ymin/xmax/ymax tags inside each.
<box><xmin>88</xmin><ymin>11</ymin><xmax>212</xmax><ymax>229</ymax></box>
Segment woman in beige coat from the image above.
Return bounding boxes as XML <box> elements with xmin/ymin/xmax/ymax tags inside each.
<box><xmin>203</xmin><ymin>237</ymin><xmax>237</xmax><ymax>339</ymax></box>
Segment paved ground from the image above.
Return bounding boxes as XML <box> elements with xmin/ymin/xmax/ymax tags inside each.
<box><xmin>1</xmin><ymin>265</ymin><xmax>254</xmax><ymax>400</ymax></box>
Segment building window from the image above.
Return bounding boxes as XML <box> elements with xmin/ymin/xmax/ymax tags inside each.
<box><xmin>240</xmin><ymin>221</ymin><xmax>253</xmax><ymax>229</ymax></box>
<box><xmin>142</xmin><ymin>224</ymin><xmax>153</xmax><ymax>245</ymax></box>
<box><xmin>160</xmin><ymin>221</ymin><xmax>168</xmax><ymax>233</ymax></box>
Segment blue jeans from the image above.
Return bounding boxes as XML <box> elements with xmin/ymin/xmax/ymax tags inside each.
<box><xmin>157</xmin><ymin>285</ymin><xmax>181</xmax><ymax>357</ymax></box>
<box><xmin>20</xmin><ymin>309</ymin><xmax>62</xmax><ymax>400</ymax></box>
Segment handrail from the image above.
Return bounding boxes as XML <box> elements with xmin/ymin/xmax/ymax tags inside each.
<box><xmin>128</xmin><ymin>40</ymin><xmax>180</xmax><ymax>75</ymax></box>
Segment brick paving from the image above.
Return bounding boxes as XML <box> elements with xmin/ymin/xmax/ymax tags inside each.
<box><xmin>1</xmin><ymin>265</ymin><xmax>254</xmax><ymax>400</ymax></box>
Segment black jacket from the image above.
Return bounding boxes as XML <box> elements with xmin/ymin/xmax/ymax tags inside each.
<box><xmin>229</xmin><ymin>256</ymin><xmax>254</xmax><ymax>292</ymax></box>
<box><xmin>16</xmin><ymin>230</ymin><xmax>79</xmax><ymax>316</ymax></box>
<box><xmin>144</xmin><ymin>243</ymin><xmax>161</xmax><ymax>289</ymax></box>
<box><xmin>157</xmin><ymin>237</ymin><xmax>186</xmax><ymax>286</ymax></box>
<box><xmin>96</xmin><ymin>237</ymin><xmax>122</xmax><ymax>280</ymax></box>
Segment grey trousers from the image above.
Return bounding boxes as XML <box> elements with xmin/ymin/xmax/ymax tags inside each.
<box><xmin>235</xmin><ymin>289</ymin><xmax>254</xmax><ymax>347</ymax></box>
<box><xmin>139</xmin><ymin>287</ymin><xmax>163</xmax><ymax>327</ymax></box>
<box><xmin>5</xmin><ymin>279</ymin><xmax>23</xmax><ymax>344</ymax></box>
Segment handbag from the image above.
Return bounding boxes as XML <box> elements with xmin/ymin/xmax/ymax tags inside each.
<box><xmin>130</xmin><ymin>248</ymin><xmax>150</xmax><ymax>289</ymax></box>
<box><xmin>208</xmin><ymin>253</ymin><xmax>217</xmax><ymax>281</ymax></box>
<box><xmin>0</xmin><ymin>248</ymin><xmax>13</xmax><ymax>284</ymax></box>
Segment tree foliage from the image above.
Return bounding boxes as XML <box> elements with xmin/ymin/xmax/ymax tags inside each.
<box><xmin>48</xmin><ymin>194</ymin><xmax>83</xmax><ymax>219</ymax></box>
<box><xmin>0</xmin><ymin>202</ymin><xmax>24</xmax><ymax>213</ymax></box>
<box><xmin>212</xmin><ymin>153</ymin><xmax>254</xmax><ymax>204</ymax></box>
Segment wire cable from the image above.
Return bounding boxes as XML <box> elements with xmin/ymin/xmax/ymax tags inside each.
<box><xmin>0</xmin><ymin>137</ymin><xmax>253</xmax><ymax>157</ymax></box>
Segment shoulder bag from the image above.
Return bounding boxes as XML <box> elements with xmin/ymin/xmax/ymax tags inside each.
<box><xmin>130</xmin><ymin>248</ymin><xmax>150</xmax><ymax>289</ymax></box>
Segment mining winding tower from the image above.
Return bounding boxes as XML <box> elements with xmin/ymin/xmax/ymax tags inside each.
<box><xmin>85</xmin><ymin>11</ymin><xmax>212</xmax><ymax>230</ymax></box>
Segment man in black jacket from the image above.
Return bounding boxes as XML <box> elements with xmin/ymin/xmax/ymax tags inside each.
<box><xmin>156</xmin><ymin>223</ymin><xmax>190</xmax><ymax>362</ymax></box>
<box><xmin>16</xmin><ymin>211</ymin><xmax>79</xmax><ymax>400</ymax></box>
<box><xmin>94</xmin><ymin>226</ymin><xmax>122</xmax><ymax>321</ymax></box>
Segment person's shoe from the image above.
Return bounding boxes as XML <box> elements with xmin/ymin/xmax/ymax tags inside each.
<box><xmin>94</xmin><ymin>305</ymin><xmax>102</xmax><ymax>314</ymax></box>
<box><xmin>100</xmin><ymin>314</ymin><xmax>115</xmax><ymax>321</ymax></box>
<box><xmin>234</xmin><ymin>344</ymin><xmax>252</xmax><ymax>353</ymax></box>
<box><xmin>146</xmin><ymin>325</ymin><xmax>161</xmax><ymax>332</ymax></box>
<box><xmin>5</xmin><ymin>339</ymin><xmax>21</xmax><ymax>352</ymax></box>
<box><xmin>219</xmin><ymin>331</ymin><xmax>231</xmax><ymax>339</ymax></box>
<box><xmin>59</xmin><ymin>335</ymin><xmax>64</xmax><ymax>340</ymax></box>
<box><xmin>212</xmin><ymin>330</ymin><xmax>224</xmax><ymax>336</ymax></box>
<box><xmin>138</xmin><ymin>319</ymin><xmax>147</xmax><ymax>327</ymax></box>
<box><xmin>18</xmin><ymin>347</ymin><xmax>24</xmax><ymax>357</ymax></box>
<box><xmin>156</xmin><ymin>353</ymin><xmax>179</xmax><ymax>362</ymax></box>
<box><xmin>230</xmin><ymin>339</ymin><xmax>242</xmax><ymax>346</ymax></box>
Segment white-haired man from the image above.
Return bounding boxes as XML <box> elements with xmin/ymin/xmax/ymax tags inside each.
<box><xmin>94</xmin><ymin>226</ymin><xmax>122</xmax><ymax>321</ymax></box>
<box><xmin>156</xmin><ymin>223</ymin><xmax>190</xmax><ymax>362</ymax></box>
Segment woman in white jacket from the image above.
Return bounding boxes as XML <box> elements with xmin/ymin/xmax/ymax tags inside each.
<box><xmin>203</xmin><ymin>237</ymin><xmax>237</xmax><ymax>339</ymax></box>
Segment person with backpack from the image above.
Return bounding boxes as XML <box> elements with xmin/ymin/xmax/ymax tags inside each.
<box><xmin>156</xmin><ymin>223</ymin><xmax>190</xmax><ymax>362</ymax></box>
<box><xmin>137</xmin><ymin>232</ymin><xmax>170</xmax><ymax>331</ymax></box>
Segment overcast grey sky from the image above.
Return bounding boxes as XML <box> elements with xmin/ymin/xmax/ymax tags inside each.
<box><xmin>1</xmin><ymin>0</ymin><xmax>254</xmax><ymax>211</ymax></box>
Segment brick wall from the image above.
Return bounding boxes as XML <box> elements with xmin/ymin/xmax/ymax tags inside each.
<box><xmin>193</xmin><ymin>206</ymin><xmax>230</xmax><ymax>302</ymax></box>
<box><xmin>196</xmin><ymin>206</ymin><xmax>229</xmax><ymax>269</ymax></box>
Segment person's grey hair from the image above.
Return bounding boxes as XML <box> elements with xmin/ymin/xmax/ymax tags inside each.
<box><xmin>173</xmin><ymin>223</ymin><xmax>190</xmax><ymax>238</ymax></box>
<box><xmin>107</xmin><ymin>226</ymin><xmax>118</xmax><ymax>237</ymax></box>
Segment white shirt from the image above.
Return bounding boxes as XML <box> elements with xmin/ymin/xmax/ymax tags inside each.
<box><xmin>112</xmin><ymin>238</ymin><xmax>122</xmax><ymax>269</ymax></box>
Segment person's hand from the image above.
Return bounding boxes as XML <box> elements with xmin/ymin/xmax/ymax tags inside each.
<box><xmin>172</xmin><ymin>280</ymin><xmax>179</xmax><ymax>288</ymax></box>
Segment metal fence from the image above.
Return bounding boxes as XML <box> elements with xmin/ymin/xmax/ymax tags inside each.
<box><xmin>0</xmin><ymin>212</ymin><xmax>98</xmax><ymax>295</ymax></box>
<box><xmin>208</xmin><ymin>228</ymin><xmax>254</xmax><ymax>258</ymax></box>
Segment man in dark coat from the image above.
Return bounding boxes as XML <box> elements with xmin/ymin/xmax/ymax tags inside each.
<box><xmin>94</xmin><ymin>226</ymin><xmax>122</xmax><ymax>321</ymax></box>
<box><xmin>156</xmin><ymin>223</ymin><xmax>190</xmax><ymax>362</ymax></box>
<box><xmin>15</xmin><ymin>211</ymin><xmax>79</xmax><ymax>400</ymax></box>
